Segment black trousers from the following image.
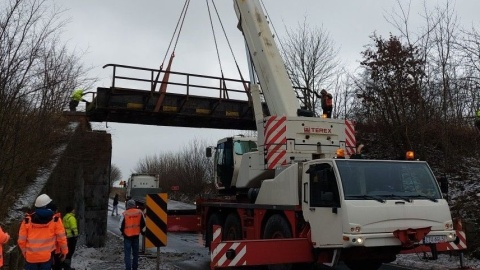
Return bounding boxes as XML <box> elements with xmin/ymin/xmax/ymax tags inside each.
<box><xmin>52</xmin><ymin>252</ymin><xmax>62</xmax><ymax>270</ymax></box>
<box><xmin>69</xmin><ymin>100</ymin><xmax>79</xmax><ymax>111</ymax></box>
<box><xmin>323</xmin><ymin>107</ymin><xmax>333</xmax><ymax>118</ymax></box>
<box><xmin>66</xmin><ymin>237</ymin><xmax>78</xmax><ymax>260</ymax></box>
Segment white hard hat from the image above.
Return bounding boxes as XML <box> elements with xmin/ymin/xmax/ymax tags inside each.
<box><xmin>35</xmin><ymin>194</ymin><xmax>52</xmax><ymax>208</ymax></box>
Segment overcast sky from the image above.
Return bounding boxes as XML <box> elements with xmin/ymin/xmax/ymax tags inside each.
<box><xmin>50</xmin><ymin>0</ymin><xmax>480</xmax><ymax>179</ymax></box>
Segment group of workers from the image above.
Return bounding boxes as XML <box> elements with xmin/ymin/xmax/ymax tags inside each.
<box><xmin>0</xmin><ymin>194</ymin><xmax>146</xmax><ymax>270</ymax></box>
<box><xmin>0</xmin><ymin>194</ymin><xmax>79</xmax><ymax>270</ymax></box>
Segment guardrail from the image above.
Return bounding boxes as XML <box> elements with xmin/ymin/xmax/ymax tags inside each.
<box><xmin>102</xmin><ymin>63</ymin><xmax>251</xmax><ymax>102</ymax></box>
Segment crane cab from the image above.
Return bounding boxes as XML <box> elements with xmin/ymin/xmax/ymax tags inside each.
<box><xmin>207</xmin><ymin>136</ymin><xmax>272</xmax><ymax>193</ymax></box>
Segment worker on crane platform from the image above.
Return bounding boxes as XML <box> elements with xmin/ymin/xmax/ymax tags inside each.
<box><xmin>320</xmin><ymin>89</ymin><xmax>333</xmax><ymax>118</ymax></box>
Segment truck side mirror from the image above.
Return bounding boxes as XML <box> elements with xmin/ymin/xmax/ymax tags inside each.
<box><xmin>206</xmin><ymin>147</ymin><xmax>212</xmax><ymax>158</ymax></box>
<box><xmin>439</xmin><ymin>177</ymin><xmax>448</xmax><ymax>194</ymax></box>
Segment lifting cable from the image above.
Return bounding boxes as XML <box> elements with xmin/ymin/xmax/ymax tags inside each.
<box><xmin>160</xmin><ymin>0</ymin><xmax>191</xmax><ymax>68</ymax></box>
<box><xmin>208</xmin><ymin>0</ymin><xmax>250</xmax><ymax>102</ymax></box>
<box><xmin>153</xmin><ymin>0</ymin><xmax>191</xmax><ymax>112</ymax></box>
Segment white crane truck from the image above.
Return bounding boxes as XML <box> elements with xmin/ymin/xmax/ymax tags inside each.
<box><xmin>198</xmin><ymin>1</ymin><xmax>456</xmax><ymax>270</ymax></box>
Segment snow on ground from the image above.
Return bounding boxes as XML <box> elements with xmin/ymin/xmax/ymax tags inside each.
<box><xmin>71</xmin><ymin>232</ymin><xmax>186</xmax><ymax>270</ymax></box>
<box><xmin>5</xmin><ymin>122</ymin><xmax>79</xmax><ymax>224</ymax></box>
<box><xmin>394</xmin><ymin>253</ymin><xmax>480</xmax><ymax>269</ymax></box>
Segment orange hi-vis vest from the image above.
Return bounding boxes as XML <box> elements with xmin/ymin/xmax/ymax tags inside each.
<box><xmin>0</xmin><ymin>226</ymin><xmax>10</xmax><ymax>267</ymax></box>
<box><xmin>53</xmin><ymin>212</ymin><xmax>63</xmax><ymax>254</ymax></box>
<box><xmin>122</xmin><ymin>208</ymin><xmax>143</xmax><ymax>237</ymax></box>
<box><xmin>18</xmin><ymin>213</ymin><xmax>68</xmax><ymax>263</ymax></box>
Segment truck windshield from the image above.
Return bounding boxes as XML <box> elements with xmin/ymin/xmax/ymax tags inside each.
<box><xmin>335</xmin><ymin>160</ymin><xmax>442</xmax><ymax>201</ymax></box>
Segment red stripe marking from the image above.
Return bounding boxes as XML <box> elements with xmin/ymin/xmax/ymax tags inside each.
<box><xmin>237</xmin><ymin>255</ymin><xmax>247</xmax><ymax>266</ymax></box>
<box><xmin>212</xmin><ymin>243</ymin><xmax>232</xmax><ymax>266</ymax></box>
<box><xmin>457</xmin><ymin>231</ymin><xmax>467</xmax><ymax>244</ymax></box>
<box><xmin>265</xmin><ymin>117</ymin><xmax>286</xmax><ymax>143</ymax></box>
<box><xmin>345</xmin><ymin>120</ymin><xmax>356</xmax><ymax>155</ymax></box>
<box><xmin>265</xmin><ymin>116</ymin><xmax>285</xmax><ymax>139</ymax></box>
<box><xmin>268</xmin><ymin>151</ymin><xmax>286</xmax><ymax>169</ymax></box>
<box><xmin>267</xmin><ymin>126</ymin><xmax>287</xmax><ymax>146</ymax></box>
<box><xmin>266</xmin><ymin>142</ymin><xmax>286</xmax><ymax>160</ymax></box>
<box><xmin>231</xmin><ymin>244</ymin><xmax>246</xmax><ymax>266</ymax></box>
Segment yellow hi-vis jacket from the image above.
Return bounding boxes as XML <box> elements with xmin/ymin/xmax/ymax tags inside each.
<box><xmin>71</xmin><ymin>89</ymin><xmax>84</xmax><ymax>101</ymax></box>
<box><xmin>63</xmin><ymin>212</ymin><xmax>78</xmax><ymax>238</ymax></box>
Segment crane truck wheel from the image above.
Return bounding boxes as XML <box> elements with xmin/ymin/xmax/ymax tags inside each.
<box><xmin>223</xmin><ymin>213</ymin><xmax>242</xmax><ymax>240</ymax></box>
<box><xmin>263</xmin><ymin>214</ymin><xmax>292</xmax><ymax>239</ymax></box>
<box><xmin>263</xmin><ymin>214</ymin><xmax>294</xmax><ymax>270</ymax></box>
<box><xmin>206</xmin><ymin>213</ymin><xmax>224</xmax><ymax>248</ymax></box>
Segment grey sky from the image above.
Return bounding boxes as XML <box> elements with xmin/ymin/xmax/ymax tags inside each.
<box><xmin>51</xmin><ymin>0</ymin><xmax>480</xmax><ymax>179</ymax></box>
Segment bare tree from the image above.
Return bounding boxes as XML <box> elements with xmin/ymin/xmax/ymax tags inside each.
<box><xmin>0</xmin><ymin>0</ymin><xmax>93</xmax><ymax>205</ymax></box>
<box><xmin>358</xmin><ymin>34</ymin><xmax>426</xmax><ymax>158</ymax></box>
<box><xmin>134</xmin><ymin>139</ymin><xmax>213</xmax><ymax>202</ymax></box>
<box><xmin>458</xmin><ymin>26</ymin><xmax>480</xmax><ymax>116</ymax></box>
<box><xmin>382</xmin><ymin>0</ymin><xmax>479</xmax><ymax>160</ymax></box>
<box><xmin>110</xmin><ymin>164</ymin><xmax>122</xmax><ymax>186</ymax></box>
<box><xmin>281</xmin><ymin>19</ymin><xmax>340</xmax><ymax>115</ymax></box>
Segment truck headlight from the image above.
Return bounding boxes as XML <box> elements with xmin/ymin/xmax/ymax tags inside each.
<box><xmin>352</xmin><ymin>237</ymin><xmax>364</xmax><ymax>245</ymax></box>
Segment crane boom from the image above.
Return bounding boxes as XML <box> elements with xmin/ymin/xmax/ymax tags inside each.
<box><xmin>234</xmin><ymin>0</ymin><xmax>300</xmax><ymax>117</ymax></box>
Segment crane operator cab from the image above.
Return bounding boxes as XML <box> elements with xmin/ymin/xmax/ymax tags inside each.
<box><xmin>207</xmin><ymin>136</ymin><xmax>262</xmax><ymax>193</ymax></box>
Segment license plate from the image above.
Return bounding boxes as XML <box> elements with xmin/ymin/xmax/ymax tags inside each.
<box><xmin>423</xmin><ymin>235</ymin><xmax>447</xmax><ymax>244</ymax></box>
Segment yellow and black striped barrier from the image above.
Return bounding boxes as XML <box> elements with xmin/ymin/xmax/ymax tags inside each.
<box><xmin>145</xmin><ymin>193</ymin><xmax>168</xmax><ymax>247</ymax></box>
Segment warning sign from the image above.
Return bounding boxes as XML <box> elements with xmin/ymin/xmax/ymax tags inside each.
<box><xmin>145</xmin><ymin>193</ymin><xmax>168</xmax><ymax>247</ymax></box>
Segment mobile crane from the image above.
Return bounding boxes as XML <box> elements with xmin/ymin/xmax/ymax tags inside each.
<box><xmin>198</xmin><ymin>1</ymin><xmax>456</xmax><ymax>269</ymax></box>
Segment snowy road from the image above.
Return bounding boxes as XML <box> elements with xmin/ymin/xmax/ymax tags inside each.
<box><xmin>106</xmin><ymin>200</ymin><xmax>210</xmax><ymax>270</ymax></box>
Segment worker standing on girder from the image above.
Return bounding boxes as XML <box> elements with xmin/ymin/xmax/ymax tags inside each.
<box><xmin>69</xmin><ymin>89</ymin><xmax>88</xmax><ymax>112</ymax></box>
<box><xmin>475</xmin><ymin>109</ymin><xmax>480</xmax><ymax>131</ymax></box>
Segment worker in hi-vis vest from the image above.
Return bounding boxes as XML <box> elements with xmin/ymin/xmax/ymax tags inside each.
<box><xmin>18</xmin><ymin>194</ymin><xmax>68</xmax><ymax>269</ymax></box>
<box><xmin>320</xmin><ymin>89</ymin><xmax>333</xmax><ymax>118</ymax></box>
<box><xmin>120</xmin><ymin>199</ymin><xmax>146</xmax><ymax>270</ymax></box>
<box><xmin>0</xmin><ymin>225</ymin><xmax>10</xmax><ymax>268</ymax></box>
<box><xmin>69</xmin><ymin>89</ymin><xmax>87</xmax><ymax>112</ymax></box>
